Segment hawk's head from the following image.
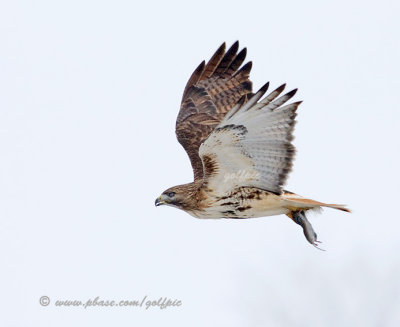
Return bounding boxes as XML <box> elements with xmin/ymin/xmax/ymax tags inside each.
<box><xmin>155</xmin><ymin>183</ymin><xmax>201</xmax><ymax>210</ymax></box>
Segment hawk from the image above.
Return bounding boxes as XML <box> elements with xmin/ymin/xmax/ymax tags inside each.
<box><xmin>155</xmin><ymin>42</ymin><xmax>349</xmax><ymax>249</ymax></box>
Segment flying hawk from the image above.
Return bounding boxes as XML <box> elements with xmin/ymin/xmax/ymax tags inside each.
<box><xmin>155</xmin><ymin>42</ymin><xmax>349</xmax><ymax>249</ymax></box>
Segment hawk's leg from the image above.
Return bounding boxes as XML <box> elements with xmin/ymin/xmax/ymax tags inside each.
<box><xmin>292</xmin><ymin>210</ymin><xmax>325</xmax><ymax>251</ymax></box>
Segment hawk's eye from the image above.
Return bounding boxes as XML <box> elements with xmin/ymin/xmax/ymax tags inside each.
<box><xmin>168</xmin><ymin>192</ymin><xmax>176</xmax><ymax>198</ymax></box>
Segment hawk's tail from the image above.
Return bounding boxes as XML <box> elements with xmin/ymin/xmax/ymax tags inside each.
<box><xmin>283</xmin><ymin>192</ymin><xmax>351</xmax><ymax>213</ymax></box>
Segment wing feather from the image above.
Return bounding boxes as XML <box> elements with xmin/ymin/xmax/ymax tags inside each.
<box><xmin>176</xmin><ymin>42</ymin><xmax>253</xmax><ymax>181</ymax></box>
<box><xmin>225</xmin><ymin>48</ymin><xmax>247</xmax><ymax>76</ymax></box>
<box><xmin>182</xmin><ymin>61</ymin><xmax>205</xmax><ymax>99</ymax></box>
<box><xmin>200</xmin><ymin>43</ymin><xmax>226</xmax><ymax>79</ymax></box>
<box><xmin>199</xmin><ymin>85</ymin><xmax>300</xmax><ymax>195</ymax></box>
<box><xmin>214</xmin><ymin>41</ymin><xmax>239</xmax><ymax>75</ymax></box>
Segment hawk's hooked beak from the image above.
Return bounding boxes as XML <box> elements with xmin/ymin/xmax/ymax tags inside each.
<box><xmin>155</xmin><ymin>196</ymin><xmax>165</xmax><ymax>207</ymax></box>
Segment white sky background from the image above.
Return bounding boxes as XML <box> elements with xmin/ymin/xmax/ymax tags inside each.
<box><xmin>1</xmin><ymin>0</ymin><xmax>400</xmax><ymax>326</ymax></box>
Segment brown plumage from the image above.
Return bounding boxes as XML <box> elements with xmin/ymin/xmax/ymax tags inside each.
<box><xmin>155</xmin><ymin>42</ymin><xmax>350</xmax><ymax>249</ymax></box>
<box><xmin>176</xmin><ymin>42</ymin><xmax>252</xmax><ymax>181</ymax></box>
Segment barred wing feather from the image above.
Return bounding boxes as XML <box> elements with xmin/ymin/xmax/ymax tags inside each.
<box><xmin>176</xmin><ymin>42</ymin><xmax>253</xmax><ymax>181</ymax></box>
<box><xmin>199</xmin><ymin>83</ymin><xmax>300</xmax><ymax>195</ymax></box>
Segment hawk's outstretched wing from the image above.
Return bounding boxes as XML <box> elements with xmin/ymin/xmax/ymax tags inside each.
<box><xmin>176</xmin><ymin>42</ymin><xmax>253</xmax><ymax>181</ymax></box>
<box><xmin>199</xmin><ymin>83</ymin><xmax>300</xmax><ymax>195</ymax></box>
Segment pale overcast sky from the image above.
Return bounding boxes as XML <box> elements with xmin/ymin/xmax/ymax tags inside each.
<box><xmin>1</xmin><ymin>1</ymin><xmax>400</xmax><ymax>326</ymax></box>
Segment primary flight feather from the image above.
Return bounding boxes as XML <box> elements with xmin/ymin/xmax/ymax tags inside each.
<box><xmin>155</xmin><ymin>42</ymin><xmax>349</xmax><ymax>249</ymax></box>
